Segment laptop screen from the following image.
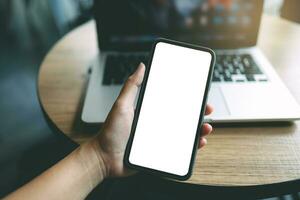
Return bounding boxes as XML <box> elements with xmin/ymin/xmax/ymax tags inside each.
<box><xmin>94</xmin><ymin>0</ymin><xmax>263</xmax><ymax>51</ymax></box>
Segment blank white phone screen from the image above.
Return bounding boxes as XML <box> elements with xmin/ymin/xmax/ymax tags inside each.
<box><xmin>129</xmin><ymin>42</ymin><xmax>212</xmax><ymax>176</ymax></box>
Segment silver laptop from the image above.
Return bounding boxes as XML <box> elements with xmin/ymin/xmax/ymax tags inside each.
<box><xmin>82</xmin><ymin>0</ymin><xmax>300</xmax><ymax>123</ymax></box>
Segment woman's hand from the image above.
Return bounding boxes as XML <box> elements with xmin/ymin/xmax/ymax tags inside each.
<box><xmin>91</xmin><ymin>63</ymin><xmax>213</xmax><ymax>178</ymax></box>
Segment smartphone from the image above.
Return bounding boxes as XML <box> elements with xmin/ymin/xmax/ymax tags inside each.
<box><xmin>124</xmin><ymin>38</ymin><xmax>215</xmax><ymax>180</ymax></box>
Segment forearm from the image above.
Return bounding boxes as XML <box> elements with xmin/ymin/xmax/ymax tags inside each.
<box><xmin>5</xmin><ymin>140</ymin><xmax>106</xmax><ymax>200</ymax></box>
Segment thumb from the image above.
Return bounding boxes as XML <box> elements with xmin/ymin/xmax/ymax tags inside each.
<box><xmin>116</xmin><ymin>63</ymin><xmax>146</xmax><ymax>106</ymax></box>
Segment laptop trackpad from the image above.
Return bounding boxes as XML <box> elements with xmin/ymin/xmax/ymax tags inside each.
<box><xmin>207</xmin><ymin>85</ymin><xmax>230</xmax><ymax>118</ymax></box>
<box><xmin>221</xmin><ymin>84</ymin><xmax>287</xmax><ymax>116</ymax></box>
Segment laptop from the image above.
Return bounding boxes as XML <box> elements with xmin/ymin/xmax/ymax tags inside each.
<box><xmin>82</xmin><ymin>0</ymin><xmax>300</xmax><ymax>123</ymax></box>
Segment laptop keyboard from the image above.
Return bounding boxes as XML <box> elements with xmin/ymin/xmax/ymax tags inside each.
<box><xmin>214</xmin><ymin>54</ymin><xmax>267</xmax><ymax>82</ymax></box>
<box><xmin>102</xmin><ymin>53</ymin><xmax>267</xmax><ymax>85</ymax></box>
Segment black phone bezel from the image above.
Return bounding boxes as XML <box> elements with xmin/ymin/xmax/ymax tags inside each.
<box><xmin>124</xmin><ymin>38</ymin><xmax>215</xmax><ymax>181</ymax></box>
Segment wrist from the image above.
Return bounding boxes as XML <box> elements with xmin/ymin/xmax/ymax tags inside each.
<box><xmin>76</xmin><ymin>139</ymin><xmax>109</xmax><ymax>188</ymax></box>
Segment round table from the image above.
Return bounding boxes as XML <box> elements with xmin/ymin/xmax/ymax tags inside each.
<box><xmin>38</xmin><ymin>14</ymin><xmax>300</xmax><ymax>186</ymax></box>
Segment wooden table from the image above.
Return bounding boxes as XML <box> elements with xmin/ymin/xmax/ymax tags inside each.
<box><xmin>38</xmin><ymin>15</ymin><xmax>300</xmax><ymax>186</ymax></box>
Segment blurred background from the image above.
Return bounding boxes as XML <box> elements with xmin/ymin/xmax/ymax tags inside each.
<box><xmin>0</xmin><ymin>0</ymin><xmax>93</xmax><ymax>197</ymax></box>
<box><xmin>0</xmin><ymin>0</ymin><xmax>300</xmax><ymax>198</ymax></box>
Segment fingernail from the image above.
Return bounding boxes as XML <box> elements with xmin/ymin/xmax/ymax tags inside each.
<box><xmin>136</xmin><ymin>62</ymin><xmax>144</xmax><ymax>72</ymax></box>
<box><xmin>139</xmin><ymin>62</ymin><xmax>144</xmax><ymax>68</ymax></box>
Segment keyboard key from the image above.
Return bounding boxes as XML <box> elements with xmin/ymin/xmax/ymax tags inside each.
<box><xmin>223</xmin><ymin>70</ymin><xmax>232</xmax><ymax>82</ymax></box>
<box><xmin>246</xmin><ymin>74</ymin><xmax>255</xmax><ymax>81</ymax></box>
<box><xmin>231</xmin><ymin>74</ymin><xmax>246</xmax><ymax>82</ymax></box>
<box><xmin>254</xmin><ymin>74</ymin><xmax>268</xmax><ymax>82</ymax></box>
<box><xmin>224</xmin><ymin>77</ymin><xmax>232</xmax><ymax>82</ymax></box>
<box><xmin>212</xmin><ymin>77</ymin><xmax>221</xmax><ymax>82</ymax></box>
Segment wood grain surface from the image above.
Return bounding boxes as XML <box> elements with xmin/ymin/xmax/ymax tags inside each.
<box><xmin>38</xmin><ymin>15</ymin><xmax>300</xmax><ymax>186</ymax></box>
